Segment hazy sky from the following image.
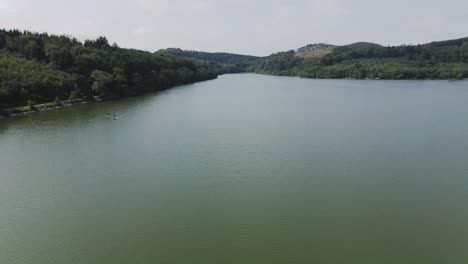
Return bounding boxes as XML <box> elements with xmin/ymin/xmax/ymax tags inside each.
<box><xmin>1</xmin><ymin>0</ymin><xmax>467</xmax><ymax>56</ymax></box>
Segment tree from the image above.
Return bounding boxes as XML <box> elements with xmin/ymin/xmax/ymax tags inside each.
<box><xmin>84</xmin><ymin>36</ymin><xmax>110</xmax><ymax>49</ymax></box>
<box><xmin>91</xmin><ymin>70</ymin><xmax>114</xmax><ymax>97</ymax></box>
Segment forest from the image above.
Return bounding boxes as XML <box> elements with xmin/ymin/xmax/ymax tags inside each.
<box><xmin>161</xmin><ymin>48</ymin><xmax>258</xmax><ymax>73</ymax></box>
<box><xmin>2</xmin><ymin>29</ymin><xmax>468</xmax><ymax>112</ymax></box>
<box><xmin>0</xmin><ymin>29</ymin><xmax>221</xmax><ymax>111</ymax></box>
<box><xmin>254</xmin><ymin>38</ymin><xmax>468</xmax><ymax>79</ymax></box>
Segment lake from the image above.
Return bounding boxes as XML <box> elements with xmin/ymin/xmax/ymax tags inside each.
<box><xmin>1</xmin><ymin>74</ymin><xmax>468</xmax><ymax>264</ymax></box>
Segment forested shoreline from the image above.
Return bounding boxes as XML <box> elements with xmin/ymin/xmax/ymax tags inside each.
<box><xmin>254</xmin><ymin>39</ymin><xmax>468</xmax><ymax>79</ymax></box>
<box><xmin>161</xmin><ymin>48</ymin><xmax>258</xmax><ymax>73</ymax></box>
<box><xmin>167</xmin><ymin>39</ymin><xmax>468</xmax><ymax>80</ymax></box>
<box><xmin>2</xmin><ymin>29</ymin><xmax>468</xmax><ymax>116</ymax></box>
<box><xmin>0</xmin><ymin>29</ymin><xmax>221</xmax><ymax>113</ymax></box>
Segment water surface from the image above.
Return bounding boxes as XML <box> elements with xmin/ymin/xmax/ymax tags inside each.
<box><xmin>1</xmin><ymin>74</ymin><xmax>468</xmax><ymax>264</ymax></box>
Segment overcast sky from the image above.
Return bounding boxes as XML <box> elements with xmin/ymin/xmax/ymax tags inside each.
<box><xmin>1</xmin><ymin>0</ymin><xmax>467</xmax><ymax>56</ymax></box>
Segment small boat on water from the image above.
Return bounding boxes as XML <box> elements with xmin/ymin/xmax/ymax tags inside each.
<box><xmin>106</xmin><ymin>112</ymin><xmax>119</xmax><ymax>120</ymax></box>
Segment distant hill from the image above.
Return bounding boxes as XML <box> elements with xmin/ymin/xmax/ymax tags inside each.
<box><xmin>296</xmin><ymin>43</ymin><xmax>336</xmax><ymax>58</ymax></box>
<box><xmin>164</xmin><ymin>37</ymin><xmax>468</xmax><ymax>80</ymax></box>
<box><xmin>297</xmin><ymin>43</ymin><xmax>336</xmax><ymax>53</ymax></box>
<box><xmin>255</xmin><ymin>37</ymin><xmax>468</xmax><ymax>80</ymax></box>
<box><xmin>344</xmin><ymin>42</ymin><xmax>383</xmax><ymax>49</ymax></box>
<box><xmin>426</xmin><ymin>37</ymin><xmax>468</xmax><ymax>48</ymax></box>
<box><xmin>3</xmin><ymin>28</ymin><xmax>467</xmax><ymax>114</ymax></box>
<box><xmin>161</xmin><ymin>48</ymin><xmax>259</xmax><ymax>73</ymax></box>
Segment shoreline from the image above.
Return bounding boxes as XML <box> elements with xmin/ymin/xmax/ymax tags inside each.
<box><xmin>255</xmin><ymin>72</ymin><xmax>468</xmax><ymax>81</ymax></box>
<box><xmin>2</xmin><ymin>74</ymin><xmax>468</xmax><ymax>120</ymax></box>
<box><xmin>0</xmin><ymin>76</ymin><xmax>221</xmax><ymax>120</ymax></box>
<box><xmin>0</xmin><ymin>99</ymin><xmax>91</xmax><ymax>120</ymax></box>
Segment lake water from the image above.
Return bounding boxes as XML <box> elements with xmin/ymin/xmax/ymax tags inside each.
<box><xmin>1</xmin><ymin>74</ymin><xmax>468</xmax><ymax>264</ymax></box>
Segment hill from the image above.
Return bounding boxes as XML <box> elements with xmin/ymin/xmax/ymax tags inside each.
<box><xmin>427</xmin><ymin>37</ymin><xmax>468</xmax><ymax>48</ymax></box>
<box><xmin>2</xmin><ymin>29</ymin><xmax>468</xmax><ymax>113</ymax></box>
<box><xmin>161</xmin><ymin>48</ymin><xmax>259</xmax><ymax>73</ymax></box>
<box><xmin>255</xmin><ymin>38</ymin><xmax>468</xmax><ymax>79</ymax></box>
<box><xmin>0</xmin><ymin>29</ymin><xmax>221</xmax><ymax>111</ymax></box>
<box><xmin>344</xmin><ymin>42</ymin><xmax>383</xmax><ymax>49</ymax></box>
<box><xmin>295</xmin><ymin>43</ymin><xmax>336</xmax><ymax>58</ymax></box>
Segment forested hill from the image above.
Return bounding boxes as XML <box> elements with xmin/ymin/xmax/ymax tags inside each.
<box><xmin>2</xmin><ymin>30</ymin><xmax>468</xmax><ymax>112</ymax></box>
<box><xmin>255</xmin><ymin>38</ymin><xmax>468</xmax><ymax>79</ymax></box>
<box><xmin>0</xmin><ymin>29</ymin><xmax>221</xmax><ymax>111</ymax></box>
<box><xmin>161</xmin><ymin>48</ymin><xmax>259</xmax><ymax>73</ymax></box>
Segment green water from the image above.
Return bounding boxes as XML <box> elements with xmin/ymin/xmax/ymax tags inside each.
<box><xmin>1</xmin><ymin>74</ymin><xmax>468</xmax><ymax>264</ymax></box>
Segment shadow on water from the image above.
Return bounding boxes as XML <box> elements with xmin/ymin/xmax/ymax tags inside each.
<box><xmin>0</xmin><ymin>119</ymin><xmax>9</xmax><ymax>134</ymax></box>
<box><xmin>0</xmin><ymin>92</ymin><xmax>165</xmax><ymax>133</ymax></box>
<box><xmin>0</xmin><ymin>79</ymin><xmax>214</xmax><ymax>134</ymax></box>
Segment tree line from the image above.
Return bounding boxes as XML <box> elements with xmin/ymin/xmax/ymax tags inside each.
<box><xmin>161</xmin><ymin>48</ymin><xmax>258</xmax><ymax>73</ymax></box>
<box><xmin>254</xmin><ymin>38</ymin><xmax>468</xmax><ymax>80</ymax></box>
<box><xmin>2</xmin><ymin>29</ymin><xmax>468</xmax><ymax>111</ymax></box>
<box><xmin>0</xmin><ymin>29</ymin><xmax>222</xmax><ymax>110</ymax></box>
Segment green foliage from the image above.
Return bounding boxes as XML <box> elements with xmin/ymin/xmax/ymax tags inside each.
<box><xmin>255</xmin><ymin>38</ymin><xmax>468</xmax><ymax>80</ymax></box>
<box><xmin>0</xmin><ymin>49</ymin><xmax>75</xmax><ymax>109</ymax></box>
<box><xmin>91</xmin><ymin>70</ymin><xmax>114</xmax><ymax>97</ymax></box>
<box><xmin>0</xmin><ymin>29</ymin><xmax>221</xmax><ymax>110</ymax></box>
<box><xmin>2</xmin><ymin>28</ymin><xmax>467</xmax><ymax>111</ymax></box>
<box><xmin>27</xmin><ymin>100</ymin><xmax>36</xmax><ymax>111</ymax></box>
<box><xmin>162</xmin><ymin>48</ymin><xmax>258</xmax><ymax>73</ymax></box>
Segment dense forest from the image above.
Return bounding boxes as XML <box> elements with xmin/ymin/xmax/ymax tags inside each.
<box><xmin>0</xmin><ymin>29</ymin><xmax>221</xmax><ymax>111</ymax></box>
<box><xmin>255</xmin><ymin>38</ymin><xmax>468</xmax><ymax>79</ymax></box>
<box><xmin>2</xmin><ymin>29</ymin><xmax>468</xmax><ymax>113</ymax></box>
<box><xmin>161</xmin><ymin>48</ymin><xmax>258</xmax><ymax>73</ymax></box>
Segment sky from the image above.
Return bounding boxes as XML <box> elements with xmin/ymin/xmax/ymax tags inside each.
<box><xmin>1</xmin><ymin>0</ymin><xmax>468</xmax><ymax>56</ymax></box>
